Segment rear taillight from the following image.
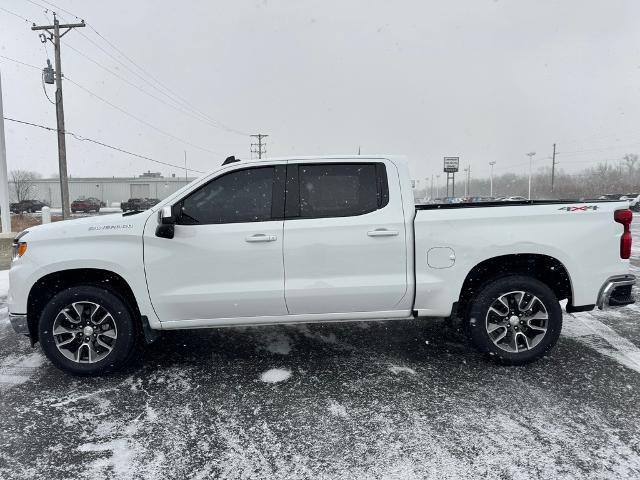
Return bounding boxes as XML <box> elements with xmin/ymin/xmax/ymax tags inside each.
<box><xmin>614</xmin><ymin>209</ymin><xmax>633</xmax><ymax>259</ymax></box>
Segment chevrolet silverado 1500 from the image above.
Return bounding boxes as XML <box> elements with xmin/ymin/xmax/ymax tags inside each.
<box><xmin>7</xmin><ymin>156</ymin><xmax>635</xmax><ymax>375</ymax></box>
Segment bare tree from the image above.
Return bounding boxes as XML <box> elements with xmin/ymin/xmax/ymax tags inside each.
<box><xmin>11</xmin><ymin>170</ymin><xmax>41</xmax><ymax>203</ymax></box>
<box><xmin>623</xmin><ymin>154</ymin><xmax>638</xmax><ymax>175</ymax></box>
<box><xmin>460</xmin><ymin>152</ymin><xmax>640</xmax><ymax>200</ymax></box>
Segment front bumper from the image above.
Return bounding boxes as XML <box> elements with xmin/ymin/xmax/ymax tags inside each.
<box><xmin>9</xmin><ymin>313</ymin><xmax>29</xmax><ymax>335</ymax></box>
<box><xmin>597</xmin><ymin>275</ymin><xmax>636</xmax><ymax>310</ymax></box>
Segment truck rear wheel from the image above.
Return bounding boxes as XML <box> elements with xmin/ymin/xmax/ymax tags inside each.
<box><xmin>465</xmin><ymin>275</ymin><xmax>562</xmax><ymax>365</ymax></box>
<box><xmin>38</xmin><ymin>286</ymin><xmax>139</xmax><ymax>375</ymax></box>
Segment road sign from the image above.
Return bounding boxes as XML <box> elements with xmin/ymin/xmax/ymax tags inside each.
<box><xmin>443</xmin><ymin>157</ymin><xmax>459</xmax><ymax>173</ymax></box>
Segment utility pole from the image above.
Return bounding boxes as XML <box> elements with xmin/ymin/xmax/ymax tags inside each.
<box><xmin>0</xmin><ymin>70</ymin><xmax>10</xmax><ymax>233</ymax></box>
<box><xmin>551</xmin><ymin>143</ymin><xmax>556</xmax><ymax>193</ymax></box>
<box><xmin>183</xmin><ymin>151</ymin><xmax>188</xmax><ymax>184</ymax></box>
<box><xmin>489</xmin><ymin>161</ymin><xmax>496</xmax><ymax>197</ymax></box>
<box><xmin>463</xmin><ymin>165</ymin><xmax>471</xmax><ymax>197</ymax></box>
<box><xmin>435</xmin><ymin>174</ymin><xmax>440</xmax><ymax>198</ymax></box>
<box><xmin>430</xmin><ymin>174</ymin><xmax>434</xmax><ymax>200</ymax></box>
<box><xmin>32</xmin><ymin>14</ymin><xmax>85</xmax><ymax>219</ymax></box>
<box><xmin>463</xmin><ymin>166</ymin><xmax>468</xmax><ymax>196</ymax></box>
<box><xmin>526</xmin><ymin>151</ymin><xmax>536</xmax><ymax>200</ymax></box>
<box><xmin>250</xmin><ymin>134</ymin><xmax>268</xmax><ymax>159</ymax></box>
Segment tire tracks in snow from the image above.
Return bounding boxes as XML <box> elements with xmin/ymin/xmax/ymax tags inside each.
<box><xmin>564</xmin><ymin>311</ymin><xmax>640</xmax><ymax>374</ymax></box>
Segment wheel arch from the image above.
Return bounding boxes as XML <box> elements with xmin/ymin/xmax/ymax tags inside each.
<box><xmin>26</xmin><ymin>268</ymin><xmax>142</xmax><ymax>345</ymax></box>
<box><xmin>457</xmin><ymin>253</ymin><xmax>573</xmax><ymax>317</ymax></box>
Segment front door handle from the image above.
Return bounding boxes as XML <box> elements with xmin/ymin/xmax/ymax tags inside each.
<box><xmin>245</xmin><ymin>233</ymin><xmax>277</xmax><ymax>243</ymax></box>
<box><xmin>367</xmin><ymin>228</ymin><xmax>399</xmax><ymax>237</ymax></box>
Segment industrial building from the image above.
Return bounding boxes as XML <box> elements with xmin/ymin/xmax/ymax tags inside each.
<box><xmin>9</xmin><ymin>171</ymin><xmax>196</xmax><ymax>207</ymax></box>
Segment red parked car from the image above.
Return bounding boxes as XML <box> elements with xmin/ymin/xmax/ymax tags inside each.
<box><xmin>71</xmin><ymin>197</ymin><xmax>103</xmax><ymax>213</ymax></box>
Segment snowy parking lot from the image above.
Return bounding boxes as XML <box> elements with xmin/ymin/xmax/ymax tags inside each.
<box><xmin>1</xmin><ymin>230</ymin><xmax>640</xmax><ymax>479</ymax></box>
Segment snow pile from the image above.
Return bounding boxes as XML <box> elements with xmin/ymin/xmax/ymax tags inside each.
<box><xmin>327</xmin><ymin>400</ymin><xmax>348</xmax><ymax>417</ymax></box>
<box><xmin>260</xmin><ymin>368</ymin><xmax>291</xmax><ymax>383</ymax></box>
<box><xmin>389</xmin><ymin>365</ymin><xmax>416</xmax><ymax>375</ymax></box>
<box><xmin>0</xmin><ymin>269</ymin><xmax>9</xmax><ymax>299</ymax></box>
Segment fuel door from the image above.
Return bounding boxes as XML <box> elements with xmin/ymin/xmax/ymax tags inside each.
<box><xmin>427</xmin><ymin>247</ymin><xmax>456</xmax><ymax>269</ymax></box>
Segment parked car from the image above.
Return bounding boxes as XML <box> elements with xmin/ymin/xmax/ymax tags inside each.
<box><xmin>599</xmin><ymin>194</ymin><xmax>624</xmax><ymax>200</ymax></box>
<box><xmin>71</xmin><ymin>197</ymin><xmax>102</xmax><ymax>213</ymax></box>
<box><xmin>120</xmin><ymin>198</ymin><xmax>160</xmax><ymax>212</ymax></box>
<box><xmin>620</xmin><ymin>193</ymin><xmax>640</xmax><ymax>212</ymax></box>
<box><xmin>9</xmin><ymin>200</ymin><xmax>48</xmax><ymax>213</ymax></box>
<box><xmin>7</xmin><ymin>155</ymin><xmax>635</xmax><ymax>375</ymax></box>
<box><xmin>502</xmin><ymin>196</ymin><xmax>528</xmax><ymax>202</ymax></box>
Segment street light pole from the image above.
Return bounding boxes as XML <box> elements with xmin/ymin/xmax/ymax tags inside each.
<box><xmin>0</xmin><ymin>70</ymin><xmax>10</xmax><ymax>233</ymax></box>
<box><xmin>527</xmin><ymin>152</ymin><xmax>536</xmax><ymax>199</ymax></box>
<box><xmin>489</xmin><ymin>161</ymin><xmax>496</xmax><ymax>197</ymax></box>
<box><xmin>463</xmin><ymin>166</ymin><xmax>469</xmax><ymax>196</ymax></box>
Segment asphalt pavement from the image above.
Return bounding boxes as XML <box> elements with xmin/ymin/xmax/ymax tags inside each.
<box><xmin>1</xmin><ymin>230</ymin><xmax>640</xmax><ymax>479</ymax></box>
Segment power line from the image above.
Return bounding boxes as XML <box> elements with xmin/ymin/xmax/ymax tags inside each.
<box><xmin>16</xmin><ymin>0</ymin><xmax>250</xmax><ymax>137</ymax></box>
<box><xmin>32</xmin><ymin>0</ymin><xmax>80</xmax><ymax>21</ymax></box>
<box><xmin>0</xmin><ymin>53</ymin><xmax>223</xmax><ymax>161</ymax></box>
<box><xmin>556</xmin><ymin>142</ymin><xmax>640</xmax><ymax>157</ymax></box>
<box><xmin>64</xmin><ymin>76</ymin><xmax>223</xmax><ymax>156</ymax></box>
<box><xmin>0</xmin><ymin>6</ymin><xmax>32</xmax><ymax>23</ymax></box>
<box><xmin>86</xmin><ymin>25</ymin><xmax>243</xmax><ymax>134</ymax></box>
<box><xmin>34</xmin><ymin>0</ymin><xmax>249</xmax><ymax>136</ymax></box>
<box><xmin>70</xmin><ymin>134</ymin><xmax>204</xmax><ymax>174</ymax></box>
<box><xmin>2</xmin><ymin>116</ymin><xmax>204</xmax><ymax>173</ymax></box>
<box><xmin>76</xmin><ymin>28</ymin><xmax>248</xmax><ymax>137</ymax></box>
<box><xmin>63</xmin><ymin>42</ymin><xmax>246</xmax><ymax>134</ymax></box>
<box><xmin>0</xmin><ymin>54</ymin><xmax>40</xmax><ymax>70</ymax></box>
<box><xmin>3</xmin><ymin>116</ymin><xmax>56</xmax><ymax>132</ymax></box>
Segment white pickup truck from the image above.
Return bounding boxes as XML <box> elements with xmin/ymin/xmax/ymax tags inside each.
<box><xmin>8</xmin><ymin>156</ymin><xmax>636</xmax><ymax>375</ymax></box>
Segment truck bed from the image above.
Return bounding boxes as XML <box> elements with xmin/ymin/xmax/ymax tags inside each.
<box><xmin>416</xmin><ymin>199</ymin><xmax>625</xmax><ymax>210</ymax></box>
<box><xmin>412</xmin><ymin>199</ymin><xmax>630</xmax><ymax>317</ymax></box>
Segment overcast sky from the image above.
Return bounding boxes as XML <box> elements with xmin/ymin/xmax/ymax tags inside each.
<box><xmin>1</xmin><ymin>0</ymin><xmax>640</xmax><ymax>185</ymax></box>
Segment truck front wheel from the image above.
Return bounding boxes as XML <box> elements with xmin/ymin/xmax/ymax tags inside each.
<box><xmin>466</xmin><ymin>275</ymin><xmax>562</xmax><ymax>365</ymax></box>
<box><xmin>38</xmin><ymin>286</ymin><xmax>139</xmax><ymax>375</ymax></box>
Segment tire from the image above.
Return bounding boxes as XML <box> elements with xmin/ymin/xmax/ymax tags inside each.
<box><xmin>465</xmin><ymin>275</ymin><xmax>562</xmax><ymax>365</ymax></box>
<box><xmin>38</xmin><ymin>285</ymin><xmax>139</xmax><ymax>375</ymax></box>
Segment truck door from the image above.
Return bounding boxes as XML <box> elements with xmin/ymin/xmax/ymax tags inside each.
<box><xmin>143</xmin><ymin>164</ymin><xmax>288</xmax><ymax>322</ymax></box>
<box><xmin>283</xmin><ymin>161</ymin><xmax>408</xmax><ymax>314</ymax></box>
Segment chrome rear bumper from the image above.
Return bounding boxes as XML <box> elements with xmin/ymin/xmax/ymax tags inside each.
<box><xmin>9</xmin><ymin>313</ymin><xmax>29</xmax><ymax>335</ymax></box>
<box><xmin>597</xmin><ymin>275</ymin><xmax>636</xmax><ymax>310</ymax></box>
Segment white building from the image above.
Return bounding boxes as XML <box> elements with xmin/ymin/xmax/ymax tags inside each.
<box><xmin>10</xmin><ymin>171</ymin><xmax>196</xmax><ymax>207</ymax></box>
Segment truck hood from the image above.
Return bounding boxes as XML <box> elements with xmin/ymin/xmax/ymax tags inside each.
<box><xmin>20</xmin><ymin>212</ymin><xmax>152</xmax><ymax>242</ymax></box>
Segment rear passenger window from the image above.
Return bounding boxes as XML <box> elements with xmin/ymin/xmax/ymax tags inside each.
<box><xmin>297</xmin><ymin>163</ymin><xmax>388</xmax><ymax>218</ymax></box>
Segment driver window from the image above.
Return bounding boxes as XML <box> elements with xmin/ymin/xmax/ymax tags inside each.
<box><xmin>178</xmin><ymin>167</ymin><xmax>274</xmax><ymax>225</ymax></box>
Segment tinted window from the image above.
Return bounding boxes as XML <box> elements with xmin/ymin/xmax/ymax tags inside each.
<box><xmin>179</xmin><ymin>167</ymin><xmax>274</xmax><ymax>224</ymax></box>
<box><xmin>297</xmin><ymin>163</ymin><xmax>385</xmax><ymax>218</ymax></box>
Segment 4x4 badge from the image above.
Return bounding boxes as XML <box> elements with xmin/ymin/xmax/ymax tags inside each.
<box><xmin>558</xmin><ymin>205</ymin><xmax>598</xmax><ymax>212</ymax></box>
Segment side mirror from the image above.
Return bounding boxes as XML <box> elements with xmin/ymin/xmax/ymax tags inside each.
<box><xmin>156</xmin><ymin>205</ymin><xmax>176</xmax><ymax>239</ymax></box>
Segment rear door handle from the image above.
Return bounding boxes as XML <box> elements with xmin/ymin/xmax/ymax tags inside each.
<box><xmin>367</xmin><ymin>228</ymin><xmax>399</xmax><ymax>237</ymax></box>
<box><xmin>245</xmin><ymin>233</ymin><xmax>277</xmax><ymax>243</ymax></box>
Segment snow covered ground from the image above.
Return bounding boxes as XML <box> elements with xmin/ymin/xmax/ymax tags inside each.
<box><xmin>1</xmin><ymin>230</ymin><xmax>640</xmax><ymax>479</ymax></box>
